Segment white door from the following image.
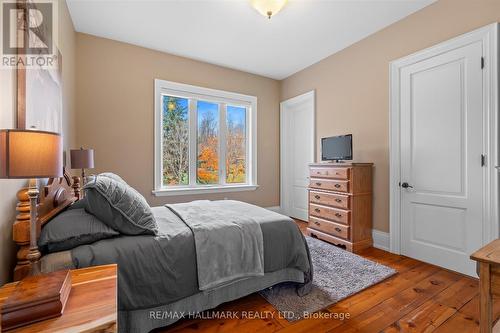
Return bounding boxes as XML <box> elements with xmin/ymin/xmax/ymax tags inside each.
<box><xmin>280</xmin><ymin>91</ymin><xmax>315</xmax><ymax>221</ymax></box>
<box><xmin>399</xmin><ymin>41</ymin><xmax>484</xmax><ymax>276</ymax></box>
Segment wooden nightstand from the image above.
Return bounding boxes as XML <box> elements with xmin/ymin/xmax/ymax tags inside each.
<box><xmin>0</xmin><ymin>264</ymin><xmax>117</xmax><ymax>332</ymax></box>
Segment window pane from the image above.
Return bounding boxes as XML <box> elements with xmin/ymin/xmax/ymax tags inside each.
<box><xmin>197</xmin><ymin>101</ymin><xmax>219</xmax><ymax>184</ymax></box>
<box><xmin>162</xmin><ymin>95</ymin><xmax>189</xmax><ymax>186</ymax></box>
<box><xmin>226</xmin><ymin>106</ymin><xmax>246</xmax><ymax>184</ymax></box>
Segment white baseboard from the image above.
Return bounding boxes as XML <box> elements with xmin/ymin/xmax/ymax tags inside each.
<box><xmin>265</xmin><ymin>206</ymin><xmax>281</xmax><ymax>213</ymax></box>
<box><xmin>372</xmin><ymin>230</ymin><xmax>390</xmax><ymax>251</ymax></box>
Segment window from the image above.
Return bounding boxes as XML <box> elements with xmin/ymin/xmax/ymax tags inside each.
<box><xmin>154</xmin><ymin>79</ymin><xmax>257</xmax><ymax>195</ymax></box>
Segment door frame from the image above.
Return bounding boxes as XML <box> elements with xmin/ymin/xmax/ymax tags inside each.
<box><xmin>389</xmin><ymin>23</ymin><xmax>499</xmax><ymax>254</ymax></box>
<box><xmin>280</xmin><ymin>90</ymin><xmax>316</xmax><ymax>217</ymax></box>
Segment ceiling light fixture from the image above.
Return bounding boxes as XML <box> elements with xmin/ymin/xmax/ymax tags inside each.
<box><xmin>250</xmin><ymin>0</ymin><xmax>288</xmax><ymax>19</ymax></box>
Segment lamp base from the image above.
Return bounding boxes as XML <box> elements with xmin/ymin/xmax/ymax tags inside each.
<box><xmin>27</xmin><ymin>180</ymin><xmax>41</xmax><ymax>277</ymax></box>
<box><xmin>72</xmin><ymin>176</ymin><xmax>82</xmax><ymax>199</ymax></box>
<box><xmin>26</xmin><ymin>248</ymin><xmax>41</xmax><ymax>276</ymax></box>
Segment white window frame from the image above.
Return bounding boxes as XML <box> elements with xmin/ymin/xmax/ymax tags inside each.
<box><xmin>153</xmin><ymin>79</ymin><xmax>258</xmax><ymax>196</ymax></box>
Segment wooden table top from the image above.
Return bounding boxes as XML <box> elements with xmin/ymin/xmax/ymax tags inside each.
<box><xmin>0</xmin><ymin>264</ymin><xmax>117</xmax><ymax>333</ymax></box>
<box><xmin>471</xmin><ymin>239</ymin><xmax>500</xmax><ymax>264</ymax></box>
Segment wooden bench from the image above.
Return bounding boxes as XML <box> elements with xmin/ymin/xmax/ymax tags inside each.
<box><xmin>471</xmin><ymin>239</ymin><xmax>500</xmax><ymax>333</ymax></box>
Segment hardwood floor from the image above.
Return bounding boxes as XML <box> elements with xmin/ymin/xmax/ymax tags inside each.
<box><xmin>158</xmin><ymin>220</ymin><xmax>496</xmax><ymax>333</ymax></box>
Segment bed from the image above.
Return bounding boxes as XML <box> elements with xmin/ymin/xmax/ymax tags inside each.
<box><xmin>12</xmin><ymin>172</ymin><xmax>312</xmax><ymax>333</ymax></box>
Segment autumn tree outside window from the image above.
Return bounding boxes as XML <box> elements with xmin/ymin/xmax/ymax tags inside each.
<box><xmin>153</xmin><ymin>80</ymin><xmax>258</xmax><ymax>196</ymax></box>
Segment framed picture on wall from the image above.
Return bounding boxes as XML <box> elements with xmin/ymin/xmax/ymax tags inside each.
<box><xmin>17</xmin><ymin>49</ymin><xmax>63</xmax><ymax>133</ymax></box>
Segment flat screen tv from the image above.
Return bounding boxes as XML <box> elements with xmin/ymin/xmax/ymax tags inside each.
<box><xmin>321</xmin><ymin>134</ymin><xmax>353</xmax><ymax>162</ymax></box>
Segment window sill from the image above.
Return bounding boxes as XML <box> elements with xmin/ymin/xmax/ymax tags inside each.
<box><xmin>152</xmin><ymin>184</ymin><xmax>259</xmax><ymax>197</ymax></box>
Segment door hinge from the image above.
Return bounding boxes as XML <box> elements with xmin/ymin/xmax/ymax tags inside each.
<box><xmin>481</xmin><ymin>56</ymin><xmax>485</xmax><ymax>69</ymax></box>
<box><xmin>481</xmin><ymin>154</ymin><xmax>487</xmax><ymax>167</ymax></box>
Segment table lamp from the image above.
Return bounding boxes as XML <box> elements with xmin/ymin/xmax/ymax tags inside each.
<box><xmin>0</xmin><ymin>129</ymin><xmax>62</xmax><ymax>275</ymax></box>
<box><xmin>70</xmin><ymin>147</ymin><xmax>94</xmax><ymax>185</ymax></box>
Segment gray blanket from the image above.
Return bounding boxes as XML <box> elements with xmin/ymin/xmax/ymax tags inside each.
<box><xmin>166</xmin><ymin>200</ymin><xmax>264</xmax><ymax>290</ymax></box>
<box><xmin>71</xmin><ymin>201</ymin><xmax>312</xmax><ymax>312</ymax></box>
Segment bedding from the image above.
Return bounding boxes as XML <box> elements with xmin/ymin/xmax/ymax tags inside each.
<box><xmin>166</xmin><ymin>200</ymin><xmax>264</xmax><ymax>291</ymax></box>
<box><xmin>38</xmin><ymin>208</ymin><xmax>119</xmax><ymax>253</ymax></box>
<box><xmin>68</xmin><ymin>200</ymin><xmax>312</xmax><ymax>333</ymax></box>
<box><xmin>84</xmin><ymin>174</ymin><xmax>158</xmax><ymax>235</ymax></box>
<box><xmin>99</xmin><ymin>172</ymin><xmax>127</xmax><ymax>184</ymax></box>
<box><xmin>67</xmin><ymin>197</ymin><xmax>87</xmax><ymax>210</ymax></box>
<box><xmin>71</xmin><ymin>202</ymin><xmax>311</xmax><ymax>296</ymax></box>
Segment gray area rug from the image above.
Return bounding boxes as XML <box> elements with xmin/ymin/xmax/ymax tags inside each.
<box><xmin>259</xmin><ymin>236</ymin><xmax>396</xmax><ymax>321</ymax></box>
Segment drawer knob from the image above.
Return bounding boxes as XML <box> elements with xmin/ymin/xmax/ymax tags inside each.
<box><xmin>335</xmin><ymin>198</ymin><xmax>342</xmax><ymax>203</ymax></box>
<box><xmin>314</xmin><ymin>221</ymin><xmax>320</xmax><ymax>226</ymax></box>
<box><xmin>314</xmin><ymin>195</ymin><xmax>321</xmax><ymax>199</ymax></box>
<box><xmin>335</xmin><ymin>213</ymin><xmax>342</xmax><ymax>217</ymax></box>
<box><xmin>334</xmin><ymin>184</ymin><xmax>341</xmax><ymax>188</ymax></box>
<box><xmin>316</xmin><ymin>182</ymin><xmax>322</xmax><ymax>186</ymax></box>
<box><xmin>335</xmin><ymin>227</ymin><xmax>342</xmax><ymax>232</ymax></box>
<box><xmin>315</xmin><ymin>208</ymin><xmax>321</xmax><ymax>213</ymax></box>
<box><xmin>335</xmin><ymin>172</ymin><xmax>340</xmax><ymax>175</ymax></box>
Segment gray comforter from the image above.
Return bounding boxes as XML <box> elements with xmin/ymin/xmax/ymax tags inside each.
<box><xmin>166</xmin><ymin>200</ymin><xmax>264</xmax><ymax>291</ymax></box>
<box><xmin>71</xmin><ymin>201</ymin><xmax>312</xmax><ymax>311</ymax></box>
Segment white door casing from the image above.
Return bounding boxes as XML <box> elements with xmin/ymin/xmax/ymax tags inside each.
<box><xmin>280</xmin><ymin>91</ymin><xmax>315</xmax><ymax>221</ymax></box>
<box><xmin>390</xmin><ymin>23</ymin><xmax>499</xmax><ymax>276</ymax></box>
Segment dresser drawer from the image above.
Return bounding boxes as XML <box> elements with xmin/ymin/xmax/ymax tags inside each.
<box><xmin>309</xmin><ymin>191</ymin><xmax>350</xmax><ymax>209</ymax></box>
<box><xmin>310</xmin><ymin>167</ymin><xmax>349</xmax><ymax>180</ymax></box>
<box><xmin>307</xmin><ymin>228</ymin><xmax>353</xmax><ymax>251</ymax></box>
<box><xmin>309</xmin><ymin>217</ymin><xmax>350</xmax><ymax>239</ymax></box>
<box><xmin>309</xmin><ymin>203</ymin><xmax>350</xmax><ymax>224</ymax></box>
<box><xmin>309</xmin><ymin>179</ymin><xmax>349</xmax><ymax>193</ymax></box>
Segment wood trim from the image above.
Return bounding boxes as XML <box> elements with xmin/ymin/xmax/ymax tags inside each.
<box><xmin>15</xmin><ymin>0</ymin><xmax>26</xmax><ymax>129</ymax></box>
<box><xmin>16</xmin><ymin>67</ymin><xmax>26</xmax><ymax>129</ymax></box>
<box><xmin>13</xmin><ymin>170</ymin><xmax>79</xmax><ymax>281</ymax></box>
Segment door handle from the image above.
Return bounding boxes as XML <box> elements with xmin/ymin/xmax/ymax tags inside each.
<box><xmin>400</xmin><ymin>182</ymin><xmax>413</xmax><ymax>189</ymax></box>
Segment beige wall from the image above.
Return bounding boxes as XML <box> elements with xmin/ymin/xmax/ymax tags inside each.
<box><xmin>281</xmin><ymin>0</ymin><xmax>500</xmax><ymax>233</ymax></box>
<box><xmin>0</xmin><ymin>0</ymin><xmax>76</xmax><ymax>285</ymax></box>
<box><xmin>75</xmin><ymin>33</ymin><xmax>281</xmax><ymax>207</ymax></box>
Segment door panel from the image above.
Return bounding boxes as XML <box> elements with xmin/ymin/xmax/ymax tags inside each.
<box><xmin>400</xmin><ymin>41</ymin><xmax>483</xmax><ymax>276</ymax></box>
<box><xmin>410</xmin><ymin>60</ymin><xmax>465</xmax><ymax>195</ymax></box>
<box><xmin>281</xmin><ymin>92</ymin><xmax>314</xmax><ymax>221</ymax></box>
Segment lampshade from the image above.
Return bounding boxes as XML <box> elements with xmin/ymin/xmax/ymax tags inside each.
<box><xmin>250</xmin><ymin>0</ymin><xmax>287</xmax><ymax>19</ymax></box>
<box><xmin>70</xmin><ymin>148</ymin><xmax>94</xmax><ymax>169</ymax></box>
<box><xmin>0</xmin><ymin>129</ymin><xmax>63</xmax><ymax>179</ymax></box>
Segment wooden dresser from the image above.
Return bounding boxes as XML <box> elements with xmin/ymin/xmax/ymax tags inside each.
<box><xmin>307</xmin><ymin>163</ymin><xmax>373</xmax><ymax>253</ymax></box>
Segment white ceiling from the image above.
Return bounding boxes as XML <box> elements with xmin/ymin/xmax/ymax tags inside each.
<box><xmin>66</xmin><ymin>0</ymin><xmax>436</xmax><ymax>80</ymax></box>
